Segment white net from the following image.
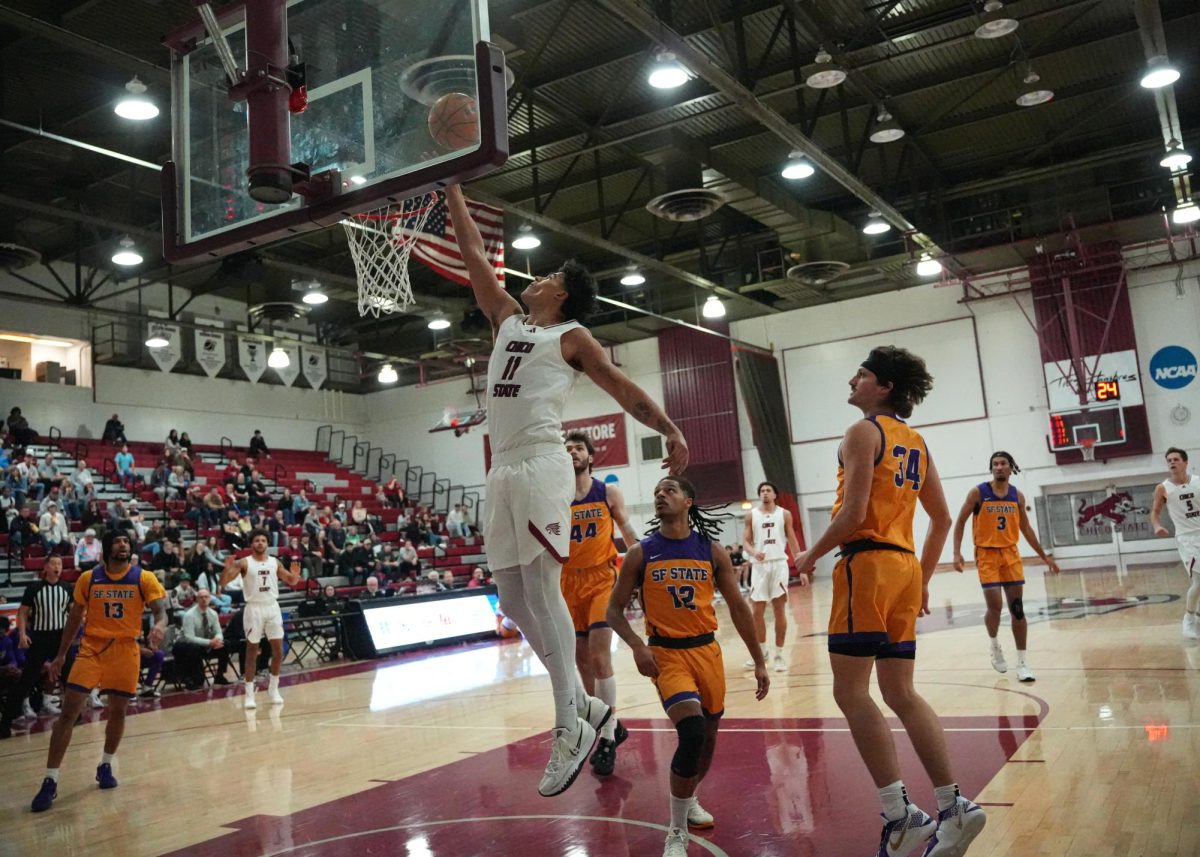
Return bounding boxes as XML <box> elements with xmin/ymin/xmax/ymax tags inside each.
<box><xmin>342</xmin><ymin>190</ymin><xmax>440</xmax><ymax>317</ymax></box>
<box><xmin>1080</xmin><ymin>440</ymin><xmax>1096</xmax><ymax>461</ymax></box>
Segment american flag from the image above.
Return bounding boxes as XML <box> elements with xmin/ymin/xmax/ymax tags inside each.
<box><xmin>399</xmin><ymin>194</ymin><xmax>505</xmax><ymax>286</ymax></box>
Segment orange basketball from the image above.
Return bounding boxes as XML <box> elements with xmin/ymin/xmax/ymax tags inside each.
<box><xmin>427</xmin><ymin>92</ymin><xmax>479</xmax><ymax>150</ymax></box>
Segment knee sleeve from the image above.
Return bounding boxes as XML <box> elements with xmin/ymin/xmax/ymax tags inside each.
<box><xmin>1009</xmin><ymin>597</ymin><xmax>1025</xmax><ymax>621</ymax></box>
<box><xmin>671</xmin><ymin>715</ymin><xmax>706</xmax><ymax>778</ymax></box>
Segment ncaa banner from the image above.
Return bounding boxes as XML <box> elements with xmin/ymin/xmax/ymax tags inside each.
<box><xmin>194</xmin><ymin>329</ymin><xmax>226</xmax><ymax>378</ymax></box>
<box><xmin>302</xmin><ymin>346</ymin><xmax>327</xmax><ymax>389</ymax></box>
<box><xmin>274</xmin><ymin>343</ymin><xmax>301</xmax><ymax>387</ymax></box>
<box><xmin>561</xmin><ymin>412</ymin><xmax>629</xmax><ymax>468</ymax></box>
<box><xmin>238</xmin><ymin>336</ymin><xmax>268</xmax><ymax>384</ymax></box>
<box><xmin>146</xmin><ymin>322</ymin><xmax>181</xmax><ymax>373</ymax></box>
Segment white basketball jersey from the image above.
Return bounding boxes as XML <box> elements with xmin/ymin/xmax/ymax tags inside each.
<box><xmin>243</xmin><ymin>554</ymin><xmax>280</xmax><ymax>605</ymax></box>
<box><xmin>1163</xmin><ymin>475</ymin><xmax>1200</xmax><ymax>537</ymax></box>
<box><xmin>487</xmin><ymin>314</ymin><xmax>582</xmax><ymax>455</ymax></box>
<box><xmin>752</xmin><ymin>507</ymin><xmax>788</xmax><ymax>561</ymax></box>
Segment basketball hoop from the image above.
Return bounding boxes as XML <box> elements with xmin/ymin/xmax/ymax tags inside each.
<box><xmin>342</xmin><ymin>190</ymin><xmax>441</xmax><ymax>317</ymax></box>
<box><xmin>1080</xmin><ymin>438</ymin><xmax>1096</xmax><ymax>462</ymax></box>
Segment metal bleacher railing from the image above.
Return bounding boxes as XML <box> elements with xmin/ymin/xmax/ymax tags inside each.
<box><xmin>314</xmin><ymin>426</ymin><xmax>484</xmax><ymax>526</ymax></box>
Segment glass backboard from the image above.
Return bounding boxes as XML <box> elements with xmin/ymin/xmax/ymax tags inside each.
<box><xmin>162</xmin><ymin>0</ymin><xmax>509</xmax><ymax>263</ymax></box>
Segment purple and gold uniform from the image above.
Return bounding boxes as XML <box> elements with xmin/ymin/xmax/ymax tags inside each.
<box><xmin>972</xmin><ymin>482</ymin><xmax>1023</xmax><ymax>588</ymax></box>
<box><xmin>828</xmin><ymin>414</ymin><xmax>927</xmax><ymax>659</ymax></box>
<box><xmin>562</xmin><ymin>478</ymin><xmax>619</xmax><ymax>635</ymax></box>
<box><xmin>641</xmin><ymin>529</ymin><xmax>724</xmax><ymax>718</ymax></box>
<box><xmin>68</xmin><ymin>565</ymin><xmax>165</xmax><ymax>698</ymax></box>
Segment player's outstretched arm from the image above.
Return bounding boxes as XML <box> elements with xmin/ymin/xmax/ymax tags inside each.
<box><xmin>443</xmin><ymin>185</ymin><xmax>521</xmax><ymax>329</ymax></box>
<box><xmin>1151</xmin><ymin>483</ymin><xmax>1169</xmax><ymax>536</ymax></box>
<box><xmin>951</xmin><ymin>486</ymin><xmax>981</xmax><ymax>572</ymax></box>
<box><xmin>794</xmin><ymin>421</ymin><xmax>878</xmax><ymax>574</ymax></box>
<box><xmin>713</xmin><ymin>543</ymin><xmax>768</xmax><ymax>700</ymax></box>
<box><xmin>565</xmin><ymin>330</ymin><xmax>688</xmax><ymax>474</ymax></box>
<box><xmin>1016</xmin><ymin>490</ymin><xmax>1059</xmax><ymax>574</ymax></box>
<box><xmin>605</xmin><ymin>483</ymin><xmax>641</xmax><ymax>549</ymax></box>
<box><xmin>606</xmin><ymin>543</ymin><xmax>658</xmax><ymax>678</ymax></box>
<box><xmin>277</xmin><ymin>558</ymin><xmax>303</xmax><ymax>588</ymax></box>
<box><xmin>219</xmin><ymin>556</ymin><xmax>242</xmax><ymax>588</ymax></box>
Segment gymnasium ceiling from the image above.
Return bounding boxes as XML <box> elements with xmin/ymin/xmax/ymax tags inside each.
<box><xmin>0</xmin><ymin>0</ymin><xmax>1197</xmax><ymax>384</ymax></box>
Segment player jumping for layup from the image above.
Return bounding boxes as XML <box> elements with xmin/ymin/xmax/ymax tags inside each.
<box><xmin>607</xmin><ymin>476</ymin><xmax>768</xmax><ymax>857</ymax></box>
<box><xmin>30</xmin><ymin>532</ymin><xmax>167</xmax><ymax>812</ymax></box>
<box><xmin>220</xmin><ymin>529</ymin><xmax>302</xmax><ymax>709</ymax></box>
<box><xmin>742</xmin><ymin>481</ymin><xmax>805</xmax><ymax>673</ymax></box>
<box><xmin>1151</xmin><ymin>447</ymin><xmax>1200</xmax><ymax>639</ymax></box>
<box><xmin>445</xmin><ymin>185</ymin><xmax>688</xmax><ymax>797</ymax></box>
<box><xmin>796</xmin><ymin>346</ymin><xmax>985</xmax><ymax>857</ymax></box>
<box><xmin>563</xmin><ymin>430</ymin><xmax>638</xmax><ymax>775</ymax></box>
<box><xmin>951</xmin><ymin>451</ymin><xmax>1060</xmax><ymax>681</ymax></box>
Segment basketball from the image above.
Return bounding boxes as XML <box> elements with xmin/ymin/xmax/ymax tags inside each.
<box><xmin>427</xmin><ymin>92</ymin><xmax>479</xmax><ymax>150</ymax></box>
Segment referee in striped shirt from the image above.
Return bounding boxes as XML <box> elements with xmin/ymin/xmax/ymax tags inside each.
<box><xmin>1</xmin><ymin>555</ymin><xmax>71</xmax><ymax>739</ymax></box>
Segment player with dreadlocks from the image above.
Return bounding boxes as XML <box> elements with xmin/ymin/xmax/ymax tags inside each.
<box><xmin>951</xmin><ymin>451</ymin><xmax>1060</xmax><ymax>681</ymax></box>
<box><xmin>607</xmin><ymin>476</ymin><xmax>768</xmax><ymax>857</ymax></box>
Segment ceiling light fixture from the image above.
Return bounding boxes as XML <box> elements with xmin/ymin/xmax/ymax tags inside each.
<box><xmin>868</xmin><ymin>109</ymin><xmax>905</xmax><ymax>144</ymax></box>
<box><xmin>916</xmin><ymin>254</ymin><xmax>943</xmax><ymax>277</ymax></box>
<box><xmin>1172</xmin><ymin>200</ymin><xmax>1200</xmax><ymax>225</ymax></box>
<box><xmin>114</xmin><ymin>76</ymin><xmax>159</xmax><ymax>120</ymax></box>
<box><xmin>145</xmin><ymin>333</ymin><xmax>169</xmax><ymax>348</ymax></box>
<box><xmin>647</xmin><ymin>51</ymin><xmax>689</xmax><ymax>89</ymax></box>
<box><xmin>378</xmin><ymin>363</ymin><xmax>398</xmax><ymax>384</ymax></box>
<box><xmin>1140</xmin><ymin>56</ymin><xmax>1180</xmax><ymax>89</ymax></box>
<box><xmin>701</xmin><ymin>295</ymin><xmax>726</xmax><ymax>319</ymax></box>
<box><xmin>301</xmin><ymin>290</ymin><xmax>328</xmax><ymax>305</ymax></box>
<box><xmin>620</xmin><ymin>267</ymin><xmax>646</xmax><ymax>286</ymax></box>
<box><xmin>111</xmin><ymin>236</ymin><xmax>143</xmax><ymax>266</ymax></box>
<box><xmin>348</xmin><ymin>175</ymin><xmax>367</xmax><ymax>186</ymax></box>
<box><xmin>511</xmin><ymin>224</ymin><xmax>541</xmax><ymax>250</ymax></box>
<box><xmin>862</xmin><ymin>211</ymin><xmax>891</xmax><ymax>235</ymax></box>
<box><xmin>0</xmin><ymin>334</ymin><xmax>36</xmax><ymax>343</ymax></box>
<box><xmin>1015</xmin><ymin>70</ymin><xmax>1054</xmax><ymax>107</ymax></box>
<box><xmin>975</xmin><ymin>1</ymin><xmax>1019</xmax><ymax>39</ymax></box>
<box><xmin>428</xmin><ymin>317</ymin><xmax>452</xmax><ymax>331</ymax></box>
<box><xmin>267</xmin><ymin>346</ymin><xmax>290</xmax><ymax>369</ymax></box>
<box><xmin>1160</xmin><ymin>139</ymin><xmax>1192</xmax><ymax>171</ymax></box>
<box><xmin>805</xmin><ymin>48</ymin><xmax>847</xmax><ymax>89</ymax></box>
<box><xmin>781</xmin><ymin>151</ymin><xmax>816</xmax><ymax>180</ymax></box>
<box><xmin>33</xmin><ymin>339</ymin><xmax>73</xmax><ymax>348</ymax></box>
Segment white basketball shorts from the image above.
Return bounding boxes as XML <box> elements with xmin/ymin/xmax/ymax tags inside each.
<box><xmin>484</xmin><ymin>444</ymin><xmax>574</xmax><ymax>569</ymax></box>
<box><xmin>1179</xmin><ymin>534</ymin><xmax>1200</xmax><ymax>579</ymax></box>
<box><xmin>749</xmin><ymin>558</ymin><xmax>790</xmax><ymax>602</ymax></box>
<box><xmin>244</xmin><ymin>602</ymin><xmax>285</xmax><ymax>642</ymax></box>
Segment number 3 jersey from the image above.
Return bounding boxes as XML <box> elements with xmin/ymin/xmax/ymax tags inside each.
<box><xmin>76</xmin><ymin>565</ymin><xmax>166</xmax><ymax>639</ymax></box>
<box><xmin>832</xmin><ymin>414</ymin><xmax>929</xmax><ymax>552</ymax></box>
<box><xmin>640</xmin><ymin>530</ymin><xmax>718</xmax><ymax>640</ymax></box>
<box><xmin>564</xmin><ymin>478</ymin><xmax>619</xmax><ymax>572</ymax></box>
<box><xmin>487</xmin><ymin>314</ymin><xmax>583</xmax><ymax>456</ymax></box>
<box><xmin>973</xmin><ymin>482</ymin><xmax>1020</xmax><ymax>548</ymax></box>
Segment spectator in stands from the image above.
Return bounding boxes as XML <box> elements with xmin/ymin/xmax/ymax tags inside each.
<box><xmin>165</xmin><ymin>464</ymin><xmax>189</xmax><ymax>500</ymax></box>
<box><xmin>420</xmin><ymin>510</ymin><xmax>447</xmax><ymax>547</ymax></box>
<box><xmin>278</xmin><ymin>487</ymin><xmax>295</xmax><ymax>525</ymax></box>
<box><xmin>300</xmin><ymin>532</ymin><xmax>326</xmax><ymax>580</ymax></box>
<box><xmin>292</xmin><ymin>488</ymin><xmax>310</xmax><ymax>526</ymax></box>
<box><xmin>377</xmin><ymin>544</ymin><xmax>398</xmax><ymax>581</ymax></box>
<box><xmin>230</xmin><ymin>474</ymin><xmax>250</xmax><ymax>512</ymax></box>
<box><xmin>150</xmin><ymin>459</ymin><xmax>170</xmax><ymax>497</ymax></box>
<box><xmin>317</xmin><ymin>583</ymin><xmax>343</xmax><ymax>614</ymax></box>
<box><xmin>74</xmin><ymin>528</ymin><xmax>102</xmax><ymax>572</ymax></box>
<box><xmin>327</xmin><ymin>517</ymin><xmax>347</xmax><ymax>550</ymax></box>
<box><xmin>136</xmin><ymin>635</ymin><xmax>166</xmax><ymax>699</ymax></box>
<box><xmin>248</xmin><ymin>429</ymin><xmax>271</xmax><ymax>459</ymax></box>
<box><xmin>78</xmin><ymin>498</ymin><xmax>103</xmax><ymax>534</ymax></box>
<box><xmin>185</xmin><ymin>540</ymin><xmax>220</xmax><ymax>582</ymax></box>
<box><xmin>425</xmin><ymin>569</ymin><xmax>448</xmax><ymax>593</ymax></box>
<box><xmin>398</xmin><ymin>540</ymin><xmax>420</xmax><ymax>578</ymax></box>
<box><xmin>102</xmin><ymin>413</ymin><xmax>127</xmax><ymax>445</ymax></box>
<box><xmin>248</xmin><ymin>469</ymin><xmax>269</xmax><ymax>508</ymax></box>
<box><xmin>151</xmin><ymin>539</ymin><xmax>182</xmax><ymax>586</ymax></box>
<box><xmin>222</xmin><ymin>457</ymin><xmax>241</xmax><ymax>486</ymax></box>
<box><xmin>0</xmin><ymin>484</ymin><xmax>15</xmax><ymax>528</ymax></box>
<box><xmin>178</xmin><ymin>431</ymin><xmax>194</xmax><ymax>456</ymax></box>
<box><xmin>362</xmin><ymin>575</ymin><xmax>391</xmax><ymax>599</ymax></box>
<box><xmin>38</xmin><ymin>502</ymin><xmax>69</xmax><ymax>554</ymax></box>
<box><xmin>175</xmin><ymin>446</ymin><xmax>195</xmax><ymax>478</ymax></box>
<box><xmin>350</xmin><ymin>499</ymin><xmax>369</xmax><ymax>529</ymax></box>
<box><xmin>165</xmin><ymin>430</ymin><xmax>181</xmax><ymax>458</ymax></box>
<box><xmin>467</xmin><ymin>567</ymin><xmax>487</xmax><ymax>589</ymax></box>
<box><xmin>196</xmin><ymin>486</ymin><xmax>224</xmax><ymax>528</ymax></box>
<box><xmin>5</xmin><ymin>464</ymin><xmax>29</xmax><ymax>508</ymax></box>
<box><xmin>442</xmin><ymin>569</ymin><xmax>457</xmax><ymax>590</ymax></box>
<box><xmin>446</xmin><ymin>503</ymin><xmax>467</xmax><ymax>538</ymax></box>
<box><xmin>334</xmin><ymin>500</ymin><xmax>348</xmax><ymax>523</ymax></box>
<box><xmin>343</xmin><ymin>537</ymin><xmax>376</xmax><ymax>585</ymax></box>
<box><xmin>174</xmin><ymin>589</ymin><xmax>230</xmax><ymax>690</ymax></box>
<box><xmin>36</xmin><ymin>452</ymin><xmax>59</xmax><ymax>500</ymax></box>
<box><xmin>8</xmin><ymin>506</ymin><xmax>36</xmax><ymax>555</ymax></box>
<box><xmin>58</xmin><ymin>480</ymin><xmax>82</xmax><ymax>522</ymax></box>
<box><xmin>7</xmin><ymin>407</ymin><xmax>36</xmax><ymax>450</ymax></box>
<box><xmin>0</xmin><ymin>445</ymin><xmax>9</xmax><ymax>470</ymax></box>
<box><xmin>170</xmin><ymin>575</ymin><xmax>198</xmax><ymax>611</ymax></box>
<box><xmin>142</xmin><ymin>520</ymin><xmax>166</xmax><ymax>555</ymax></box>
<box><xmin>268</xmin><ymin>510</ymin><xmax>287</xmax><ymax>547</ymax></box>
<box><xmin>382</xmin><ymin>475</ymin><xmax>405</xmax><ymax>508</ymax></box>
<box><xmin>72</xmin><ymin>459</ymin><xmax>94</xmax><ymax>495</ymax></box>
<box><xmin>221</xmin><ymin>509</ymin><xmax>250</xmax><ymax>550</ymax></box>
<box><xmin>126</xmin><ymin>500</ymin><xmax>148</xmax><ymax>543</ymax></box>
<box><xmin>114</xmin><ymin>443</ymin><xmax>135</xmax><ymax>489</ymax></box>
<box><xmin>38</xmin><ymin>483</ymin><xmax>63</xmax><ymax>516</ymax></box>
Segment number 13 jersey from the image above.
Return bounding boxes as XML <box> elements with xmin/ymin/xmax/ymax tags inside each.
<box><xmin>832</xmin><ymin>414</ymin><xmax>928</xmax><ymax>552</ymax></box>
<box><xmin>487</xmin><ymin>314</ymin><xmax>583</xmax><ymax>456</ymax></box>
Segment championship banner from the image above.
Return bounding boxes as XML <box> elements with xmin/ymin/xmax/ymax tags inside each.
<box><xmin>561</xmin><ymin>412</ymin><xmax>629</xmax><ymax>468</ymax></box>
<box><xmin>194</xmin><ymin>329</ymin><xmax>226</xmax><ymax>378</ymax></box>
<box><xmin>146</xmin><ymin>322</ymin><xmax>181</xmax><ymax>373</ymax></box>
<box><xmin>302</xmin><ymin>346</ymin><xmax>327</xmax><ymax>389</ymax></box>
<box><xmin>274</xmin><ymin>343</ymin><xmax>301</xmax><ymax>387</ymax></box>
<box><xmin>238</xmin><ymin>336</ymin><xmax>267</xmax><ymax>384</ymax></box>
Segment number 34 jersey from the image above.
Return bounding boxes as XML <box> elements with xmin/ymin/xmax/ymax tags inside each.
<box><xmin>76</xmin><ymin>566</ymin><xmax>166</xmax><ymax>640</ymax></box>
<box><xmin>640</xmin><ymin>530</ymin><xmax>718</xmax><ymax>640</ymax></box>
<box><xmin>973</xmin><ymin>482</ymin><xmax>1020</xmax><ymax>548</ymax></box>
<box><xmin>832</xmin><ymin>414</ymin><xmax>929</xmax><ymax>553</ymax></box>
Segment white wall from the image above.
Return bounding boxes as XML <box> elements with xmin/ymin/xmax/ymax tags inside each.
<box><xmin>732</xmin><ymin>256</ymin><xmax>1200</xmax><ymax>562</ymax></box>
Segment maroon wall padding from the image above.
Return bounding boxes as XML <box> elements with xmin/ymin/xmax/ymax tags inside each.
<box><xmin>657</xmin><ymin>324</ymin><xmax>745</xmax><ymax>505</ymax></box>
<box><xmin>1029</xmin><ymin>240</ymin><xmax>1150</xmax><ymax>463</ymax></box>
